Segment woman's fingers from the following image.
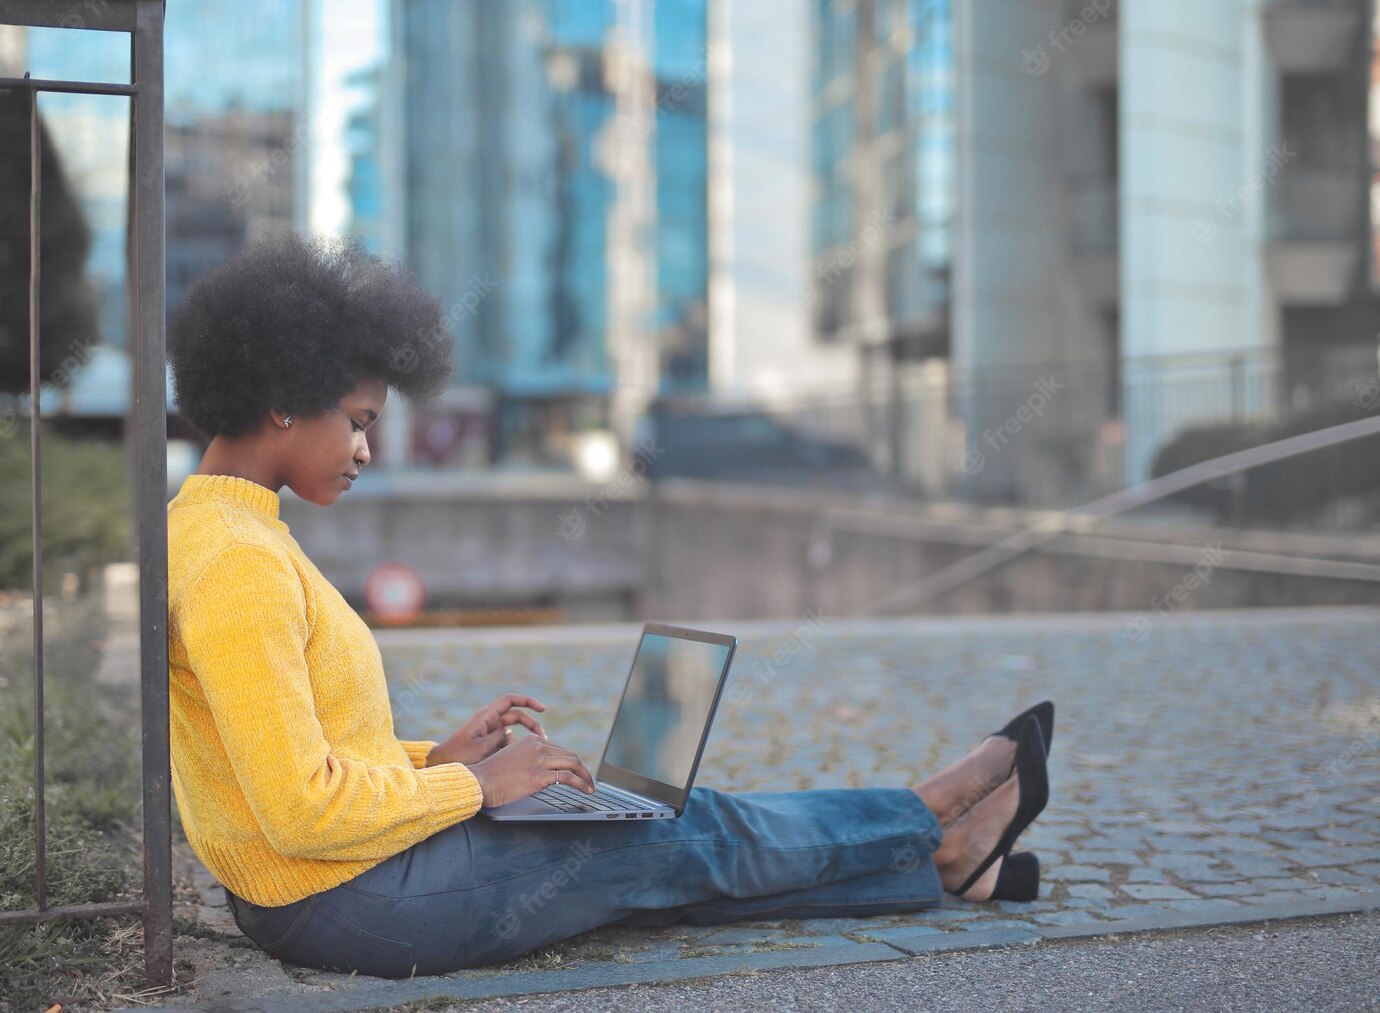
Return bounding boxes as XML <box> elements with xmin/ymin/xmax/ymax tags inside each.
<box><xmin>496</xmin><ymin>693</ymin><xmax>545</xmax><ymax>713</ymax></box>
<box><xmin>549</xmin><ymin>751</ymin><xmax>597</xmax><ymax>794</ymax></box>
<box><xmin>502</xmin><ymin>709</ymin><xmax>546</xmax><ymax>739</ymax></box>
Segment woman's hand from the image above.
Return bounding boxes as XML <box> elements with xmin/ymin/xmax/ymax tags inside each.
<box><xmin>468</xmin><ymin>734</ymin><xmax>597</xmax><ymax>807</ymax></box>
<box><xmin>425</xmin><ymin>694</ymin><xmax>548</xmax><ymax>767</ymax></box>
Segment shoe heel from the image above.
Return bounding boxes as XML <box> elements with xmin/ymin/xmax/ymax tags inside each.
<box><xmin>990</xmin><ymin>851</ymin><xmax>1040</xmax><ymax>902</ymax></box>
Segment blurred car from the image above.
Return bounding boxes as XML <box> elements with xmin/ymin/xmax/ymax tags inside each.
<box><xmin>636</xmin><ymin>407</ymin><xmax>890</xmax><ymax>491</ymax></box>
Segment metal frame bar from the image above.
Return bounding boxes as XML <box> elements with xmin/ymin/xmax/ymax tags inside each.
<box><xmin>0</xmin><ymin>0</ymin><xmax>172</xmax><ymax>989</ymax></box>
<box><xmin>27</xmin><ymin>73</ymin><xmax>46</xmax><ymax>919</ymax></box>
<box><xmin>0</xmin><ymin>1</ymin><xmax>138</xmax><ymax>32</ymax></box>
<box><xmin>133</xmin><ymin>0</ymin><xmax>171</xmax><ymax>986</ymax></box>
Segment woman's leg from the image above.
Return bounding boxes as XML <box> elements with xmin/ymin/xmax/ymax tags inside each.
<box><xmin>232</xmin><ymin>784</ymin><xmax>944</xmax><ymax>976</ymax></box>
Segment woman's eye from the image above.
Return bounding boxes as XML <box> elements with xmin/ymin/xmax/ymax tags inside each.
<box><xmin>352</xmin><ymin>421</ymin><xmax>364</xmax><ymax>432</ymax></box>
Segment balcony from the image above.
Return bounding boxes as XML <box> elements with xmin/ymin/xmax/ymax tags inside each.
<box><xmin>1266</xmin><ymin>166</ymin><xmax>1365</xmax><ymax>303</ymax></box>
<box><xmin>1262</xmin><ymin>0</ymin><xmax>1364</xmax><ymax>74</ymax></box>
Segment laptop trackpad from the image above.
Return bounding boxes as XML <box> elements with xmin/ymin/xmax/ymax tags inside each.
<box><xmin>481</xmin><ymin>796</ymin><xmax>560</xmax><ymax>818</ymax></box>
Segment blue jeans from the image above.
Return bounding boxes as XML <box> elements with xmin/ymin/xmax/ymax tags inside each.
<box><xmin>223</xmin><ymin>785</ymin><xmax>944</xmax><ymax>977</ymax></box>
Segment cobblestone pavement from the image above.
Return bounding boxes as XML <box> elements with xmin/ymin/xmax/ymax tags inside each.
<box><xmin>265</xmin><ymin>607</ymin><xmax>1379</xmax><ymax>1000</ymax></box>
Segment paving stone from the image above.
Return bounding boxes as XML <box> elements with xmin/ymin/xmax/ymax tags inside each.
<box><xmin>910</xmin><ymin>907</ymin><xmax>982</xmax><ymax>923</ymax></box>
<box><xmin>1117</xmin><ymin>884</ymin><xmax>1198</xmax><ymax>901</ymax></box>
<box><xmin>1306</xmin><ymin>867</ymin><xmax>1373</xmax><ymax>887</ymax></box>
<box><xmin>1279</xmin><ymin>845</ymin><xmax>1372</xmax><ymax>868</ymax></box>
<box><xmin>1030</xmin><ymin>909</ymin><xmax>1113</xmax><ymax>926</ymax></box>
<box><xmin>1313</xmin><ymin>828</ymin><xmax>1380</xmax><ymax>850</ymax></box>
<box><xmin>1212</xmin><ymin>818</ymin><xmax>1263</xmax><ymax>834</ymax></box>
<box><xmin>1299</xmin><ymin>885</ymin><xmax>1371</xmax><ymax>902</ymax></box>
<box><xmin>1064</xmin><ymin>883</ymin><xmax>1115</xmax><ymax>901</ymax></box>
<box><xmin>1157</xmin><ymin>898</ymin><xmax>1245</xmax><ymax>913</ymax></box>
<box><xmin>1191</xmin><ymin>881</ymin><xmax>1258</xmax><ymax>897</ymax></box>
<box><xmin>1211</xmin><ymin>836</ymin><xmax>1276</xmax><ymax>853</ymax></box>
<box><xmin>1261</xmin><ymin>813</ymin><xmax>1330</xmax><ymax>831</ymax></box>
<box><xmin>1077</xmin><ymin>832</ymin><xmax>1148</xmax><ymax>852</ymax></box>
<box><xmin>1144</xmin><ymin>835</ymin><xmax>1220</xmax><ymax>854</ymax></box>
<box><xmin>1146</xmin><ymin>853</ymin><xmax>1239</xmax><ymax>882</ymax></box>
<box><xmin>1074</xmin><ymin>849</ymin><xmax>1144</xmax><ymax>867</ymax></box>
<box><xmin>1046</xmin><ymin>864</ymin><xmax>1112</xmax><ymax>883</ymax></box>
<box><xmin>1243</xmin><ymin>891</ymin><xmax>1326</xmax><ymax>906</ymax></box>
<box><xmin>1124</xmin><ymin>865</ymin><xmax>1168</xmax><ymax>883</ymax></box>
<box><xmin>1219</xmin><ymin>853</ymin><xmax>1294</xmax><ymax>878</ymax></box>
<box><xmin>987</xmin><ymin>899</ymin><xmax>1058</xmax><ymax>915</ymax></box>
<box><xmin>954</xmin><ymin>919</ymin><xmax>1035</xmax><ymax>932</ymax></box>
<box><xmin>1154</xmin><ymin>820</ymin><xmax>1216</xmax><ymax>836</ymax></box>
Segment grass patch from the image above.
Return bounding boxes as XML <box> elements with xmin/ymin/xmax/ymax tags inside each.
<box><xmin>0</xmin><ymin>592</ymin><xmax>152</xmax><ymax>1011</ymax></box>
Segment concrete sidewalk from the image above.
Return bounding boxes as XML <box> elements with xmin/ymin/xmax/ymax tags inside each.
<box><xmin>142</xmin><ymin>606</ymin><xmax>1380</xmax><ymax>1009</ymax></box>
<box><xmin>379</xmin><ymin>910</ymin><xmax>1380</xmax><ymax>1012</ymax></box>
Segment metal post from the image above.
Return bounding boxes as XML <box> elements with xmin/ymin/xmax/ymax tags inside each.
<box><xmin>27</xmin><ymin>77</ymin><xmax>47</xmax><ymax>915</ymax></box>
<box><xmin>132</xmin><ymin>0</ymin><xmax>172</xmax><ymax>987</ymax></box>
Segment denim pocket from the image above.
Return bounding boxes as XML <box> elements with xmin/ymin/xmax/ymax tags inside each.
<box><xmin>273</xmin><ymin>897</ymin><xmax>418</xmax><ymax>979</ymax></box>
<box><xmin>225</xmin><ymin>890</ymin><xmax>319</xmax><ymax>955</ymax></box>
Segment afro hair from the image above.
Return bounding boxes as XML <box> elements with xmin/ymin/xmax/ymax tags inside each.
<box><xmin>169</xmin><ymin>230</ymin><xmax>454</xmax><ymax>438</ymax></box>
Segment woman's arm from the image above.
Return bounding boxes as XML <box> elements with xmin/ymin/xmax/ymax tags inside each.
<box><xmin>179</xmin><ymin>544</ymin><xmax>483</xmax><ymax>861</ymax></box>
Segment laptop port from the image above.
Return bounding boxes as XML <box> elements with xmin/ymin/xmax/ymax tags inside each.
<box><xmin>606</xmin><ymin>814</ymin><xmax>619</xmax><ymax>819</ymax></box>
<box><xmin>640</xmin><ymin>813</ymin><xmax>652</xmax><ymax>818</ymax></box>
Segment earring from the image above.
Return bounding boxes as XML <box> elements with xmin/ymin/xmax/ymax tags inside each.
<box><xmin>282</xmin><ymin>414</ymin><xmax>293</xmax><ymax>428</ymax></box>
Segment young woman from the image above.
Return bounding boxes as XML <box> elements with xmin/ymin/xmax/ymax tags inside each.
<box><xmin>166</xmin><ymin>232</ymin><xmax>1053</xmax><ymax>978</ymax></box>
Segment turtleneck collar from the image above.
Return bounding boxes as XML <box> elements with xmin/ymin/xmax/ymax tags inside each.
<box><xmin>175</xmin><ymin>474</ymin><xmax>282</xmax><ymax>521</ymax></box>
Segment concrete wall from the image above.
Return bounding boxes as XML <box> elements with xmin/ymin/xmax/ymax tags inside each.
<box><xmin>280</xmin><ymin>479</ymin><xmax>1380</xmax><ymax>625</ymax></box>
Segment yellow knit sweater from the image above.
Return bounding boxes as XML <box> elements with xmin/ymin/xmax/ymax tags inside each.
<box><xmin>167</xmin><ymin>474</ymin><xmax>484</xmax><ymax>907</ymax></box>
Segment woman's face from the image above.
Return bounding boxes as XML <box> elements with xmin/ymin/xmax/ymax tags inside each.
<box><xmin>281</xmin><ymin>376</ymin><xmax>388</xmax><ymax>506</ymax></box>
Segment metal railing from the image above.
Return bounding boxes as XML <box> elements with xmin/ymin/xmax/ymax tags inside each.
<box><xmin>0</xmin><ymin>0</ymin><xmax>170</xmax><ymax>988</ymax></box>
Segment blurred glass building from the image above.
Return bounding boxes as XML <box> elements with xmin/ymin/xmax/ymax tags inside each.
<box><xmin>391</xmin><ymin>0</ymin><xmax>710</xmax><ymax>465</ymax></box>
<box><xmin>812</xmin><ymin>0</ymin><xmax>1380</xmax><ymax>498</ymax></box>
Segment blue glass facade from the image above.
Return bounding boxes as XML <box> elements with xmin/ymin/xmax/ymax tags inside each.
<box><xmin>652</xmin><ymin>0</ymin><xmax>709</xmax><ymax>395</ymax></box>
<box><xmin>810</xmin><ymin>0</ymin><xmax>952</xmax><ymax>351</ymax></box>
<box><xmin>20</xmin><ymin>4</ymin><xmax>305</xmax><ymax>355</ymax></box>
<box><xmin>398</xmin><ymin>0</ymin><xmax>709</xmax><ymax>451</ymax></box>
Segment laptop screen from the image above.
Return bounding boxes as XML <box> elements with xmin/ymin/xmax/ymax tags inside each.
<box><xmin>601</xmin><ymin>631</ymin><xmax>732</xmax><ymax>790</ymax></box>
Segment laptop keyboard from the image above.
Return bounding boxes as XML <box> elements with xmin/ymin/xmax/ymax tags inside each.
<box><xmin>531</xmin><ymin>784</ymin><xmax>651</xmax><ymax>813</ymax></box>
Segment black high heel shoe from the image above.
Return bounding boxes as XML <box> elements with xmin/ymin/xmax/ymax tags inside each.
<box><xmin>986</xmin><ymin>851</ymin><xmax>1040</xmax><ymax>903</ymax></box>
<box><xmin>985</xmin><ymin>700</ymin><xmax>1054</xmax><ymax>757</ymax></box>
<box><xmin>954</xmin><ymin>715</ymin><xmax>1050</xmax><ymax>899</ymax></box>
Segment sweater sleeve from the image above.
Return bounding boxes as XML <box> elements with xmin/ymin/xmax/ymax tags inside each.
<box><xmin>179</xmin><ymin>543</ymin><xmax>484</xmax><ymax>861</ymax></box>
<box><xmin>398</xmin><ymin>740</ymin><xmax>439</xmax><ymax>769</ymax></box>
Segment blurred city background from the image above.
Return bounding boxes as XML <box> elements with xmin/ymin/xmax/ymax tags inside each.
<box><xmin>3</xmin><ymin>0</ymin><xmax>1380</xmax><ymax>624</ymax></box>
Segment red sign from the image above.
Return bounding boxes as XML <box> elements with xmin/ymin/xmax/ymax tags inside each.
<box><xmin>364</xmin><ymin>562</ymin><xmax>426</xmax><ymax>624</ymax></box>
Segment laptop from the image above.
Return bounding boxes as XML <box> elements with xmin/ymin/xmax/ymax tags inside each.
<box><xmin>481</xmin><ymin>623</ymin><xmax>737</xmax><ymax>822</ymax></box>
